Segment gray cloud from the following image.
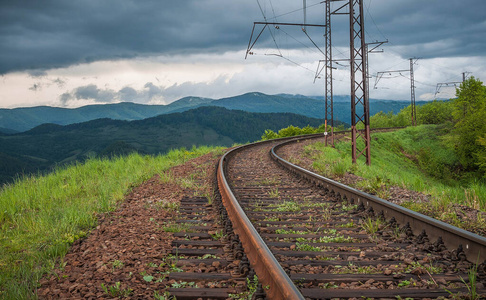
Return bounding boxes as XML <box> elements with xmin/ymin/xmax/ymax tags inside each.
<box><xmin>1</xmin><ymin>0</ymin><xmax>485</xmax><ymax>75</ymax></box>
<box><xmin>53</xmin><ymin>78</ymin><xmax>66</xmax><ymax>88</ymax></box>
<box><xmin>118</xmin><ymin>83</ymin><xmax>165</xmax><ymax>103</ymax></box>
<box><xmin>27</xmin><ymin>70</ymin><xmax>48</xmax><ymax>77</ymax></box>
<box><xmin>0</xmin><ymin>0</ymin><xmax>257</xmax><ymax>74</ymax></box>
<box><xmin>29</xmin><ymin>83</ymin><xmax>42</xmax><ymax>92</ymax></box>
<box><xmin>61</xmin><ymin>84</ymin><xmax>117</xmax><ymax>104</ymax></box>
<box><xmin>60</xmin><ymin>82</ymin><xmax>172</xmax><ymax>105</ymax></box>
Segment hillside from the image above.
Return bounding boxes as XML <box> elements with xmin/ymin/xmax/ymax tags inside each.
<box><xmin>208</xmin><ymin>93</ymin><xmax>417</xmax><ymax>124</ymax></box>
<box><xmin>0</xmin><ymin>106</ymin><xmax>336</xmax><ymax>185</ymax></box>
<box><xmin>0</xmin><ymin>97</ymin><xmax>213</xmax><ymax>132</ymax></box>
<box><xmin>0</xmin><ymin>127</ymin><xmax>18</xmax><ymax>134</ymax></box>
<box><xmin>0</xmin><ymin>92</ymin><xmax>416</xmax><ymax>132</ymax></box>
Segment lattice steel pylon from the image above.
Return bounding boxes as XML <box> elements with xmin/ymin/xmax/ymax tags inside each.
<box><xmin>410</xmin><ymin>58</ymin><xmax>417</xmax><ymax>126</ymax></box>
<box><xmin>324</xmin><ymin>0</ymin><xmax>334</xmax><ymax>146</ymax></box>
<box><xmin>349</xmin><ymin>0</ymin><xmax>370</xmax><ymax>165</ymax></box>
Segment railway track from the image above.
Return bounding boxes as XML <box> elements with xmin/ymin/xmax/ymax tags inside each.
<box><xmin>217</xmin><ymin>134</ymin><xmax>486</xmax><ymax>299</ymax></box>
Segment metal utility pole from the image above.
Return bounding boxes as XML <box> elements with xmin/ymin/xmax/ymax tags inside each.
<box><xmin>365</xmin><ymin>41</ymin><xmax>387</xmax><ymax>112</ymax></box>
<box><xmin>375</xmin><ymin>58</ymin><xmax>418</xmax><ymax>126</ymax></box>
<box><xmin>410</xmin><ymin>58</ymin><xmax>417</xmax><ymax>126</ymax></box>
<box><xmin>324</xmin><ymin>0</ymin><xmax>333</xmax><ymax>146</ymax></box>
<box><xmin>349</xmin><ymin>0</ymin><xmax>370</xmax><ymax>165</ymax></box>
<box><xmin>322</xmin><ymin>0</ymin><xmax>348</xmax><ymax>147</ymax></box>
<box><xmin>434</xmin><ymin>72</ymin><xmax>471</xmax><ymax>98</ymax></box>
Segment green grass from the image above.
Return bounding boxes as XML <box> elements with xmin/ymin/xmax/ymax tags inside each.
<box><xmin>306</xmin><ymin>125</ymin><xmax>486</xmax><ymax>230</ymax></box>
<box><xmin>0</xmin><ymin>145</ymin><xmax>223</xmax><ymax>299</ymax></box>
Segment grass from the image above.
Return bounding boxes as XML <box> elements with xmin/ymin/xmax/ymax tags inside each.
<box><xmin>306</xmin><ymin>125</ymin><xmax>486</xmax><ymax>231</ymax></box>
<box><xmin>0</xmin><ymin>145</ymin><xmax>224</xmax><ymax>299</ymax></box>
<box><xmin>332</xmin><ymin>264</ymin><xmax>378</xmax><ymax>274</ymax></box>
<box><xmin>267</xmin><ymin>188</ymin><xmax>280</xmax><ymax>198</ymax></box>
<box><xmin>404</xmin><ymin>261</ymin><xmax>442</xmax><ymax>275</ymax></box>
<box><xmin>229</xmin><ymin>275</ymin><xmax>260</xmax><ymax>299</ymax></box>
<box><xmin>268</xmin><ymin>200</ymin><xmax>301</xmax><ymax>212</ymax></box>
<box><xmin>257</xmin><ymin>177</ymin><xmax>280</xmax><ymax>186</ymax></box>
<box><xmin>275</xmin><ymin>228</ymin><xmax>309</xmax><ymax>235</ymax></box>
<box><xmin>295</xmin><ymin>242</ymin><xmax>322</xmax><ymax>252</ymax></box>
<box><xmin>162</xmin><ymin>222</ymin><xmax>194</xmax><ymax>233</ymax></box>
<box><xmin>110</xmin><ymin>260</ymin><xmax>124</xmax><ymax>271</ymax></box>
<box><xmin>361</xmin><ymin>217</ymin><xmax>386</xmax><ymax>235</ymax></box>
<box><xmin>100</xmin><ymin>281</ymin><xmax>132</xmax><ymax>298</ymax></box>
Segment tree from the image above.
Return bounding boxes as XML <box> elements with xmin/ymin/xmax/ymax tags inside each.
<box><xmin>452</xmin><ymin>77</ymin><xmax>486</xmax><ymax>171</ymax></box>
<box><xmin>417</xmin><ymin>100</ymin><xmax>453</xmax><ymax>125</ymax></box>
<box><xmin>477</xmin><ymin>136</ymin><xmax>486</xmax><ymax>178</ymax></box>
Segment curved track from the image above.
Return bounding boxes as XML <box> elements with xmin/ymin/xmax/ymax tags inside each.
<box><xmin>217</xmin><ymin>133</ymin><xmax>486</xmax><ymax>299</ymax></box>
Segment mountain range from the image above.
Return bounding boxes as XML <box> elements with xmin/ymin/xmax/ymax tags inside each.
<box><xmin>0</xmin><ymin>92</ymin><xmax>419</xmax><ymax>133</ymax></box>
<box><xmin>0</xmin><ymin>106</ymin><xmax>341</xmax><ymax>185</ymax></box>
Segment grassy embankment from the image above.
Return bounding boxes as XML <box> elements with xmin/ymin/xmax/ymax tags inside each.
<box><xmin>0</xmin><ymin>146</ymin><xmax>225</xmax><ymax>299</ymax></box>
<box><xmin>305</xmin><ymin>124</ymin><xmax>486</xmax><ymax>232</ymax></box>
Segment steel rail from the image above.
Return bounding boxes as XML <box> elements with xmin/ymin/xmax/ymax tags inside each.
<box><xmin>271</xmin><ymin>136</ymin><xmax>486</xmax><ymax>263</ymax></box>
<box><xmin>217</xmin><ymin>140</ymin><xmax>306</xmax><ymax>300</ymax></box>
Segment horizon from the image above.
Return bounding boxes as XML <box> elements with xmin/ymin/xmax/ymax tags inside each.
<box><xmin>0</xmin><ymin>91</ymin><xmax>446</xmax><ymax>110</ymax></box>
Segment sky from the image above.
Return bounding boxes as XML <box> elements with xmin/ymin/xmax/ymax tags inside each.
<box><xmin>0</xmin><ymin>0</ymin><xmax>485</xmax><ymax>108</ymax></box>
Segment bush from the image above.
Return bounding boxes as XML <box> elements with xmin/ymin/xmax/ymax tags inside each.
<box><xmin>261</xmin><ymin>124</ymin><xmax>329</xmax><ymax>140</ymax></box>
<box><xmin>368</xmin><ymin>100</ymin><xmax>453</xmax><ymax>129</ymax></box>
<box><xmin>261</xmin><ymin>129</ymin><xmax>279</xmax><ymax>140</ymax></box>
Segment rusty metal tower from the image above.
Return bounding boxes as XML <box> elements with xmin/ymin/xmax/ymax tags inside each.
<box><xmin>349</xmin><ymin>0</ymin><xmax>370</xmax><ymax>165</ymax></box>
<box><xmin>410</xmin><ymin>58</ymin><xmax>417</xmax><ymax>126</ymax></box>
<box><xmin>324</xmin><ymin>0</ymin><xmax>334</xmax><ymax>146</ymax></box>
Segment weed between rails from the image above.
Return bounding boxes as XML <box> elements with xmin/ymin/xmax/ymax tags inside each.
<box><xmin>332</xmin><ymin>263</ymin><xmax>379</xmax><ymax>275</ymax></box>
<box><xmin>267</xmin><ymin>188</ymin><xmax>280</xmax><ymax>198</ymax></box>
<box><xmin>258</xmin><ymin>177</ymin><xmax>280</xmax><ymax>186</ymax></box>
<box><xmin>268</xmin><ymin>200</ymin><xmax>301</xmax><ymax>212</ymax></box>
<box><xmin>0</xmin><ymin>146</ymin><xmax>224</xmax><ymax>299</ymax></box>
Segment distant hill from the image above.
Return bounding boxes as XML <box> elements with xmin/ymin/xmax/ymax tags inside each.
<box><xmin>0</xmin><ymin>127</ymin><xmax>18</xmax><ymax>134</ymax></box>
<box><xmin>0</xmin><ymin>96</ymin><xmax>213</xmax><ymax>132</ymax></box>
<box><xmin>205</xmin><ymin>93</ymin><xmax>417</xmax><ymax>125</ymax></box>
<box><xmin>0</xmin><ymin>92</ymin><xmax>419</xmax><ymax>132</ymax></box>
<box><xmin>0</xmin><ymin>106</ymin><xmax>340</xmax><ymax>185</ymax></box>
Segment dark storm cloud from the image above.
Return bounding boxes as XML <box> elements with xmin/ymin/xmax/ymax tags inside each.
<box><xmin>0</xmin><ymin>0</ymin><xmax>258</xmax><ymax>74</ymax></box>
<box><xmin>1</xmin><ymin>0</ymin><xmax>485</xmax><ymax>74</ymax></box>
<box><xmin>360</xmin><ymin>0</ymin><xmax>486</xmax><ymax>58</ymax></box>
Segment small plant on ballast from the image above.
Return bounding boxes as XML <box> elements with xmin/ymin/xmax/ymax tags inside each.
<box><xmin>110</xmin><ymin>259</ymin><xmax>124</xmax><ymax>271</ymax></box>
<box><xmin>267</xmin><ymin>188</ymin><xmax>280</xmax><ymax>198</ymax></box>
<box><xmin>153</xmin><ymin>290</ymin><xmax>175</xmax><ymax>300</ymax></box>
<box><xmin>361</xmin><ymin>217</ymin><xmax>386</xmax><ymax>236</ymax></box>
<box><xmin>229</xmin><ymin>275</ymin><xmax>260</xmax><ymax>299</ymax></box>
<box><xmin>455</xmin><ymin>262</ymin><xmax>479</xmax><ymax>300</ymax></box>
<box><xmin>100</xmin><ymin>281</ymin><xmax>132</xmax><ymax>298</ymax></box>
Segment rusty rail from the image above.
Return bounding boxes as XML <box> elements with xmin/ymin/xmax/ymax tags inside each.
<box><xmin>271</xmin><ymin>136</ymin><xmax>486</xmax><ymax>263</ymax></box>
<box><xmin>217</xmin><ymin>142</ymin><xmax>305</xmax><ymax>300</ymax></box>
